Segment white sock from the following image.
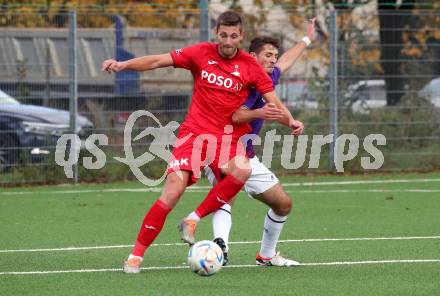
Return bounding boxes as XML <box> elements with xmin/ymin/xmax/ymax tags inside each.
<box><xmin>259</xmin><ymin>209</ymin><xmax>288</xmax><ymax>259</ymax></box>
<box><xmin>187</xmin><ymin>211</ymin><xmax>201</xmax><ymax>222</ymax></box>
<box><xmin>212</xmin><ymin>204</ymin><xmax>232</xmax><ymax>251</ymax></box>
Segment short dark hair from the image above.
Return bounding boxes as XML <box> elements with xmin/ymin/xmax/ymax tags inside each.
<box><xmin>216</xmin><ymin>11</ymin><xmax>242</xmax><ymax>31</ymax></box>
<box><xmin>248</xmin><ymin>36</ymin><xmax>281</xmax><ymax>54</ymax></box>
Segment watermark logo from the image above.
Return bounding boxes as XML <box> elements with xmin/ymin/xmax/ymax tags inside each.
<box><xmin>114</xmin><ymin>110</ymin><xmax>181</xmax><ymax>186</ymax></box>
<box><xmin>55</xmin><ymin>110</ymin><xmax>387</xmax><ymax>186</ymax></box>
<box><xmin>55</xmin><ymin>110</ymin><xmax>183</xmax><ymax>186</ymax></box>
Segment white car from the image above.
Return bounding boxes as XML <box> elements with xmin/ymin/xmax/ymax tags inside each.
<box><xmin>418</xmin><ymin>77</ymin><xmax>440</xmax><ymax>107</ymax></box>
<box><xmin>346</xmin><ymin>79</ymin><xmax>440</xmax><ymax>113</ymax></box>
<box><xmin>345</xmin><ymin>80</ymin><xmax>387</xmax><ymax>113</ymax></box>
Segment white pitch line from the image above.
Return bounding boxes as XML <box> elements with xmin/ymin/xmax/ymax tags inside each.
<box><xmin>3</xmin><ymin>188</ymin><xmax>440</xmax><ymax>196</ymax></box>
<box><xmin>2</xmin><ymin>178</ymin><xmax>440</xmax><ymax>196</ymax></box>
<box><xmin>287</xmin><ymin>189</ymin><xmax>440</xmax><ymax>194</ymax></box>
<box><xmin>0</xmin><ymin>188</ymin><xmax>163</xmax><ymax>196</ymax></box>
<box><xmin>1</xmin><ymin>259</ymin><xmax>440</xmax><ymax>275</ymax></box>
<box><xmin>1</xmin><ymin>235</ymin><xmax>439</xmax><ymax>253</ymax></box>
<box><xmin>282</xmin><ymin>178</ymin><xmax>440</xmax><ymax>187</ymax></box>
<box><xmin>230</xmin><ymin>236</ymin><xmax>440</xmax><ymax>244</ymax></box>
<box><xmin>300</xmin><ymin>259</ymin><xmax>440</xmax><ymax>266</ymax></box>
<box><xmin>0</xmin><ymin>245</ymin><xmax>134</xmax><ymax>253</ymax></box>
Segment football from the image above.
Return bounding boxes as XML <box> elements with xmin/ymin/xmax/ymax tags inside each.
<box><xmin>187</xmin><ymin>240</ymin><xmax>224</xmax><ymax>276</ymax></box>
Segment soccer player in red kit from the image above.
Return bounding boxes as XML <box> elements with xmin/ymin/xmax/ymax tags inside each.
<box><xmin>102</xmin><ymin>11</ymin><xmax>304</xmax><ymax>274</ymax></box>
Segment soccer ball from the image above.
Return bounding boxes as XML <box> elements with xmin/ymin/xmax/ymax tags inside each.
<box><xmin>187</xmin><ymin>240</ymin><xmax>224</xmax><ymax>276</ymax></box>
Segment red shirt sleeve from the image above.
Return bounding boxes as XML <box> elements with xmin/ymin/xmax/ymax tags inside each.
<box><xmin>170</xmin><ymin>43</ymin><xmax>203</xmax><ymax>71</ymax></box>
<box><xmin>250</xmin><ymin>62</ymin><xmax>274</xmax><ymax>95</ymax></box>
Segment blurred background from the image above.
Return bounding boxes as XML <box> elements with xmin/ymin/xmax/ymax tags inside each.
<box><xmin>1</xmin><ymin>0</ymin><xmax>439</xmax><ymax>186</ymax></box>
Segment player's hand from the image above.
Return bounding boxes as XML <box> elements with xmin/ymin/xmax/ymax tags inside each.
<box><xmin>257</xmin><ymin>103</ymin><xmax>284</xmax><ymax>121</ymax></box>
<box><xmin>306</xmin><ymin>17</ymin><xmax>317</xmax><ymax>41</ymax></box>
<box><xmin>101</xmin><ymin>59</ymin><xmax>126</xmax><ymax>73</ymax></box>
<box><xmin>289</xmin><ymin>119</ymin><xmax>304</xmax><ymax>136</ymax></box>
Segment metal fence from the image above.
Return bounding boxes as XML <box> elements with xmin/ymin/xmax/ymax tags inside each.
<box><xmin>331</xmin><ymin>9</ymin><xmax>440</xmax><ymax>173</ymax></box>
<box><xmin>255</xmin><ymin>7</ymin><xmax>440</xmax><ymax>174</ymax></box>
<box><xmin>1</xmin><ymin>2</ymin><xmax>440</xmax><ymax>186</ymax></box>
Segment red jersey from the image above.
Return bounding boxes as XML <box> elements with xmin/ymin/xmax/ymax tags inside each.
<box><xmin>170</xmin><ymin>42</ymin><xmax>273</xmax><ymax>138</ymax></box>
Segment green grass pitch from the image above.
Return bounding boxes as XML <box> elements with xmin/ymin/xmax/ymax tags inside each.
<box><xmin>1</xmin><ymin>172</ymin><xmax>440</xmax><ymax>295</ymax></box>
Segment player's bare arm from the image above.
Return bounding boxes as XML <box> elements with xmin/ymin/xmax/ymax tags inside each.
<box><xmin>102</xmin><ymin>53</ymin><xmax>174</xmax><ymax>73</ymax></box>
<box><xmin>232</xmin><ymin>103</ymin><xmax>283</xmax><ymax>124</ymax></box>
<box><xmin>276</xmin><ymin>17</ymin><xmax>316</xmax><ymax>73</ymax></box>
<box><xmin>263</xmin><ymin>91</ymin><xmax>304</xmax><ymax>135</ymax></box>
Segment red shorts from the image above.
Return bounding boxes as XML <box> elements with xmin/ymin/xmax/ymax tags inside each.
<box><xmin>166</xmin><ymin>129</ymin><xmax>247</xmax><ymax>186</ymax></box>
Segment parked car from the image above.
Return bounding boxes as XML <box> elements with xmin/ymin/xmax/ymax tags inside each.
<box><xmin>345</xmin><ymin>80</ymin><xmax>387</xmax><ymax>113</ymax></box>
<box><xmin>346</xmin><ymin>79</ymin><xmax>440</xmax><ymax>113</ymax></box>
<box><xmin>418</xmin><ymin>77</ymin><xmax>440</xmax><ymax>107</ymax></box>
<box><xmin>0</xmin><ymin>90</ymin><xmax>93</xmax><ymax>171</ymax></box>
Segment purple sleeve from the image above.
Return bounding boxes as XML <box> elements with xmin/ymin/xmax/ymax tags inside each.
<box><xmin>244</xmin><ymin>67</ymin><xmax>280</xmax><ymax>109</ymax></box>
<box><xmin>272</xmin><ymin>66</ymin><xmax>282</xmax><ymax>86</ymax></box>
<box><xmin>243</xmin><ymin>88</ymin><xmax>259</xmax><ymax>109</ymax></box>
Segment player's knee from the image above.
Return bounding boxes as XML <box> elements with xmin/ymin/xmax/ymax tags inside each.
<box><xmin>283</xmin><ymin>198</ymin><xmax>293</xmax><ymax>215</ymax></box>
<box><xmin>160</xmin><ymin>189</ymin><xmax>182</xmax><ymax>207</ymax></box>
<box><xmin>221</xmin><ymin>156</ymin><xmax>251</xmax><ymax>182</ymax></box>
<box><xmin>160</xmin><ymin>177</ymin><xmax>185</xmax><ymax>207</ymax></box>
<box><xmin>231</xmin><ymin>165</ymin><xmax>251</xmax><ymax>182</ymax></box>
<box><xmin>273</xmin><ymin>195</ymin><xmax>292</xmax><ymax>216</ymax></box>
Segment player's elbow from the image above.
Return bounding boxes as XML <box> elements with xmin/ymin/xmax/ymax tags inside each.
<box><xmin>232</xmin><ymin>108</ymin><xmax>254</xmax><ymax>124</ymax></box>
<box><xmin>151</xmin><ymin>57</ymin><xmax>166</xmax><ymax>69</ymax></box>
<box><xmin>231</xmin><ymin>112</ymin><xmax>241</xmax><ymax>123</ymax></box>
<box><xmin>146</xmin><ymin>59</ymin><xmax>161</xmax><ymax>70</ymax></box>
<box><xmin>137</xmin><ymin>55</ymin><xmax>168</xmax><ymax>71</ymax></box>
<box><xmin>151</xmin><ymin>54</ymin><xmax>173</xmax><ymax>69</ymax></box>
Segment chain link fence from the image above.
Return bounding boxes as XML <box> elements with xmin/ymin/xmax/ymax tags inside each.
<box><xmin>0</xmin><ymin>12</ymin><xmax>75</xmax><ymax>184</ymax></box>
<box><xmin>333</xmin><ymin>9</ymin><xmax>440</xmax><ymax>172</ymax></box>
<box><xmin>0</xmin><ymin>8</ymin><xmax>201</xmax><ymax>185</ymax></box>
<box><xmin>1</xmin><ymin>2</ymin><xmax>440</xmax><ymax>186</ymax></box>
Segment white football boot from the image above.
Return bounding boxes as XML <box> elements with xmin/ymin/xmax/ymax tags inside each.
<box><xmin>123</xmin><ymin>255</ymin><xmax>143</xmax><ymax>274</ymax></box>
<box><xmin>256</xmin><ymin>251</ymin><xmax>300</xmax><ymax>267</ymax></box>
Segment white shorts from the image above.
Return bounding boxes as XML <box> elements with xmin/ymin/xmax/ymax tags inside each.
<box><xmin>204</xmin><ymin>156</ymin><xmax>279</xmax><ymax>198</ymax></box>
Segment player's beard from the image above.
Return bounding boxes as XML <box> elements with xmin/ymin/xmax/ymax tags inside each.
<box><xmin>219</xmin><ymin>45</ymin><xmax>238</xmax><ymax>58</ymax></box>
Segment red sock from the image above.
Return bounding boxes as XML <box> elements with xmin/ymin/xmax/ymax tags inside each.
<box><xmin>132</xmin><ymin>199</ymin><xmax>171</xmax><ymax>257</ymax></box>
<box><xmin>195</xmin><ymin>175</ymin><xmax>244</xmax><ymax>218</ymax></box>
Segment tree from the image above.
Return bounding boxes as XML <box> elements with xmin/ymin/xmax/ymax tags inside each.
<box><xmin>0</xmin><ymin>0</ymin><xmax>199</xmax><ymax>28</ymax></box>
<box><xmin>377</xmin><ymin>0</ymin><xmax>414</xmax><ymax>106</ymax></box>
<box><xmin>323</xmin><ymin>0</ymin><xmax>418</xmax><ymax>106</ymax></box>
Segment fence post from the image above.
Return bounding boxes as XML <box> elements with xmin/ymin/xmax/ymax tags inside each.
<box><xmin>44</xmin><ymin>44</ymin><xmax>51</xmax><ymax>107</ymax></box>
<box><xmin>199</xmin><ymin>0</ymin><xmax>209</xmax><ymax>42</ymax></box>
<box><xmin>329</xmin><ymin>9</ymin><xmax>338</xmax><ymax>172</ymax></box>
<box><xmin>68</xmin><ymin>10</ymin><xmax>78</xmax><ymax>183</ymax></box>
